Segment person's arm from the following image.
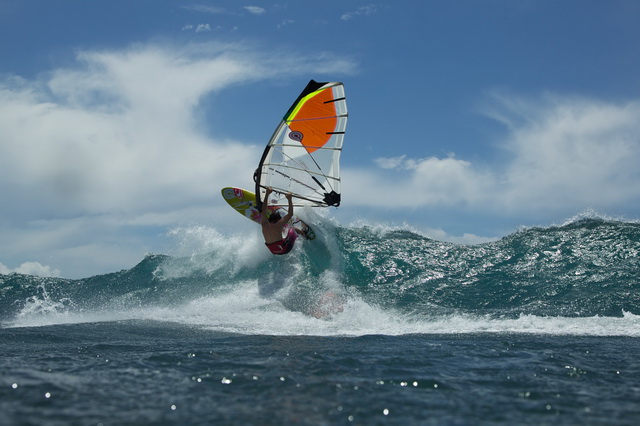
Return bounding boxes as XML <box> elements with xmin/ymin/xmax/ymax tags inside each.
<box><xmin>261</xmin><ymin>187</ymin><xmax>273</xmax><ymax>224</ymax></box>
<box><xmin>281</xmin><ymin>192</ymin><xmax>294</xmax><ymax>223</ymax></box>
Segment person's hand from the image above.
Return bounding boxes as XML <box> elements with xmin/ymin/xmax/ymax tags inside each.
<box><xmin>285</xmin><ymin>192</ymin><xmax>293</xmax><ymax>200</ymax></box>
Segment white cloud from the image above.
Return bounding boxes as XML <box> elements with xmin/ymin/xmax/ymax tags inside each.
<box><xmin>244</xmin><ymin>6</ymin><xmax>266</xmax><ymax>15</ymax></box>
<box><xmin>344</xmin><ymin>155</ymin><xmax>495</xmax><ymax>209</ymax></box>
<box><xmin>0</xmin><ymin>261</ymin><xmax>60</xmax><ymax>277</ymax></box>
<box><xmin>427</xmin><ymin>231</ymin><xmax>498</xmax><ymax>245</ymax></box>
<box><xmin>498</xmin><ymin>95</ymin><xmax>640</xmax><ymax>212</ymax></box>
<box><xmin>183</xmin><ymin>5</ymin><xmax>227</xmax><ymax>15</ymax></box>
<box><xmin>1</xmin><ymin>47</ymin><xmax>256</xmax><ymax>223</ymax></box>
<box><xmin>341</xmin><ymin>4</ymin><xmax>379</xmax><ymax>21</ymax></box>
<box><xmin>195</xmin><ymin>23</ymin><xmax>211</xmax><ymax>32</ymax></box>
<box><xmin>184</xmin><ymin>4</ymin><xmax>266</xmax><ymax>17</ymax></box>
<box><xmin>345</xmin><ymin>94</ymin><xmax>640</xmax><ymax>219</ymax></box>
<box><xmin>374</xmin><ymin>155</ymin><xmax>406</xmax><ymax>169</ymax></box>
<box><xmin>0</xmin><ymin>41</ymin><xmax>357</xmax><ymax>278</ymax></box>
<box><xmin>277</xmin><ymin>19</ymin><xmax>295</xmax><ymax>29</ymax></box>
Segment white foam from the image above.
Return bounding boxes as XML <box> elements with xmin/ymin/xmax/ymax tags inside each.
<box><xmin>7</xmin><ymin>281</ymin><xmax>640</xmax><ymax>337</ymax></box>
<box><xmin>130</xmin><ymin>295</ymin><xmax>640</xmax><ymax>337</ymax></box>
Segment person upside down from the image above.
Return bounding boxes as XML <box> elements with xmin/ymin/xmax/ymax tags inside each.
<box><xmin>260</xmin><ymin>187</ymin><xmax>300</xmax><ymax>255</ymax></box>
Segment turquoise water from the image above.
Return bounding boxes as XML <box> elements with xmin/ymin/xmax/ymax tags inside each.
<box><xmin>1</xmin><ymin>217</ymin><xmax>639</xmax><ymax>424</ymax></box>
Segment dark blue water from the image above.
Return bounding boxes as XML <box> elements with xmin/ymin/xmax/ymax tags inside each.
<box><xmin>2</xmin><ymin>217</ymin><xmax>640</xmax><ymax>424</ymax></box>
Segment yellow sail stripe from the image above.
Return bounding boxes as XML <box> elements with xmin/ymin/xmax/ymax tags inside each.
<box><xmin>285</xmin><ymin>89</ymin><xmax>325</xmax><ymax>122</ymax></box>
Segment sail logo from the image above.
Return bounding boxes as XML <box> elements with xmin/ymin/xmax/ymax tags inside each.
<box><xmin>289</xmin><ymin>131</ymin><xmax>303</xmax><ymax>142</ymax></box>
<box><xmin>222</xmin><ymin>188</ymin><xmax>238</xmax><ymax>200</ymax></box>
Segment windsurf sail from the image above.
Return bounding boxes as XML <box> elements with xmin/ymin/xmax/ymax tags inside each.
<box><xmin>254</xmin><ymin>80</ymin><xmax>347</xmax><ymax>209</ymax></box>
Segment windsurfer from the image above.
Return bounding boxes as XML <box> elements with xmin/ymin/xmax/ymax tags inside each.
<box><xmin>261</xmin><ymin>187</ymin><xmax>298</xmax><ymax>255</ymax></box>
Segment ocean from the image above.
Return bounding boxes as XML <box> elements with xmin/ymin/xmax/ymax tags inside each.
<box><xmin>1</xmin><ymin>217</ymin><xmax>639</xmax><ymax>425</ymax></box>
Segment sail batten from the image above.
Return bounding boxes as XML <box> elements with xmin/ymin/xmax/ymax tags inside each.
<box><xmin>261</xmin><ymin>163</ymin><xmax>341</xmax><ymax>180</ymax></box>
<box><xmin>254</xmin><ymin>80</ymin><xmax>347</xmax><ymax>208</ymax></box>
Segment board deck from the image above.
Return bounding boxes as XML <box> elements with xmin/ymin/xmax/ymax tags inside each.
<box><xmin>221</xmin><ymin>187</ymin><xmax>316</xmax><ymax>240</ymax></box>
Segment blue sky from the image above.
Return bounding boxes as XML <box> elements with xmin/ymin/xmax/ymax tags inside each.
<box><xmin>2</xmin><ymin>0</ymin><xmax>640</xmax><ymax>278</ymax></box>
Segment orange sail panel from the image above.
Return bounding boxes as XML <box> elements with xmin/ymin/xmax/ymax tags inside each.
<box><xmin>287</xmin><ymin>88</ymin><xmax>338</xmax><ymax>154</ymax></box>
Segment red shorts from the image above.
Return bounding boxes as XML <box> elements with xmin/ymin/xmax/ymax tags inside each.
<box><xmin>265</xmin><ymin>228</ymin><xmax>298</xmax><ymax>255</ymax></box>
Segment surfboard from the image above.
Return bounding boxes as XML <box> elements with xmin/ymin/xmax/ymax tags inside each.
<box><xmin>221</xmin><ymin>187</ymin><xmax>316</xmax><ymax>240</ymax></box>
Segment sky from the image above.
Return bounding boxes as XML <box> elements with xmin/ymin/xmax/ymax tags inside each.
<box><xmin>2</xmin><ymin>0</ymin><xmax>640</xmax><ymax>278</ymax></box>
